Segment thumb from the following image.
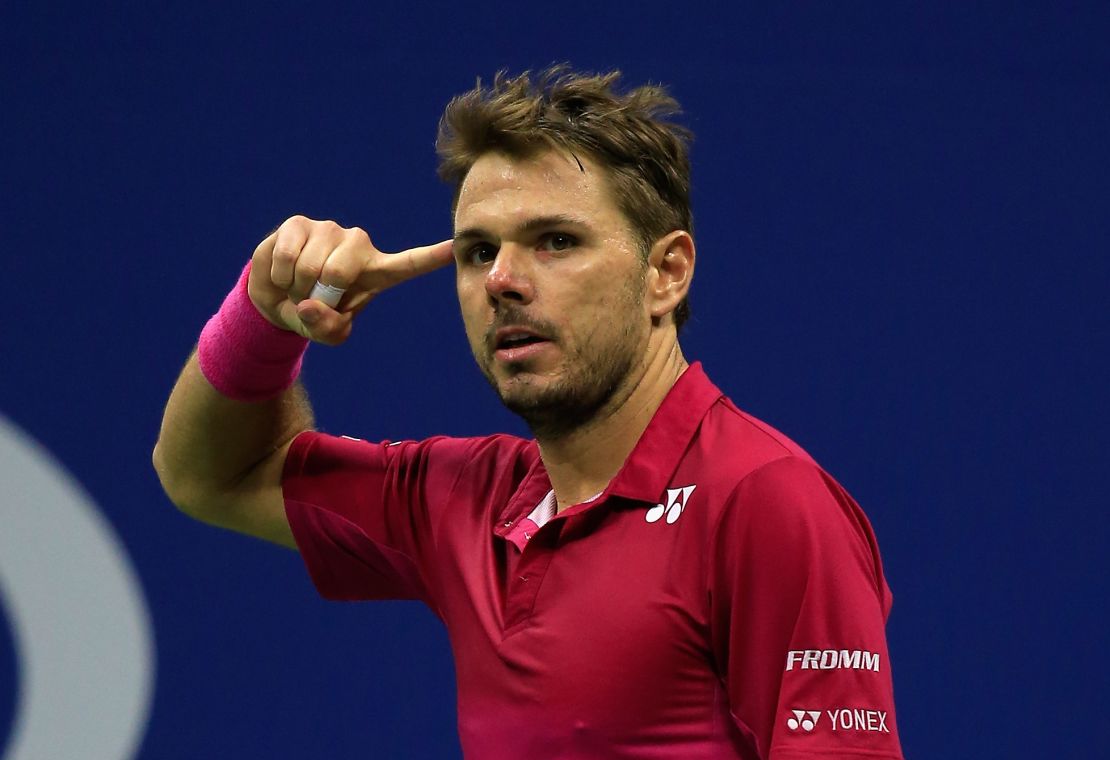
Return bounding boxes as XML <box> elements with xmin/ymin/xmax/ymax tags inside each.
<box><xmin>285</xmin><ymin>300</ymin><xmax>354</xmax><ymax>346</ymax></box>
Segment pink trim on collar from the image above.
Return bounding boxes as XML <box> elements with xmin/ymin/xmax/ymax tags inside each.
<box><xmin>505</xmin><ymin>489</ymin><xmax>601</xmax><ymax>551</ymax></box>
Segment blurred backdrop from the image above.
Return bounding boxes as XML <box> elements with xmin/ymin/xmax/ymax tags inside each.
<box><xmin>2</xmin><ymin>2</ymin><xmax>1108</xmax><ymax>758</ymax></box>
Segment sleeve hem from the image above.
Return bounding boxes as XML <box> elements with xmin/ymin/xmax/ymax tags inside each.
<box><xmin>770</xmin><ymin>749</ymin><xmax>903</xmax><ymax>760</ymax></box>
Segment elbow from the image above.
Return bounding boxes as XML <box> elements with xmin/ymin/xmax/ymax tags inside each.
<box><xmin>152</xmin><ymin>441</ymin><xmax>211</xmax><ymax>520</ymax></box>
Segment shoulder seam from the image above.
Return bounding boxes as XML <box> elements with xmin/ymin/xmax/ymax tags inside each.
<box><xmin>714</xmin><ymin>399</ymin><xmax>800</xmax><ymax>459</ymax></box>
<box><xmin>704</xmin><ymin>453</ymin><xmax>802</xmax><ymax>565</ymax></box>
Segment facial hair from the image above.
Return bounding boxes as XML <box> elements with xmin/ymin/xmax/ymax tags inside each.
<box><xmin>476</xmin><ymin>280</ymin><xmax>646</xmax><ymax>441</ymax></box>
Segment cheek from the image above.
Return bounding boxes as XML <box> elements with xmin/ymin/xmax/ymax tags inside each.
<box><xmin>571</xmin><ymin>280</ymin><xmax>644</xmax><ymax>343</ymax></box>
<box><xmin>456</xmin><ymin>283</ymin><xmax>490</xmax><ymax>340</ymax></box>
<box><xmin>456</xmin><ymin>273</ymin><xmax>479</xmax><ymax>311</ymax></box>
<box><xmin>593</xmin><ymin>263</ymin><xmax>647</xmax><ymax>312</ymax></box>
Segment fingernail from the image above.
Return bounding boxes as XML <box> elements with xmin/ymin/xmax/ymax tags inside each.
<box><xmin>300</xmin><ymin>310</ymin><xmax>319</xmax><ymax>326</ymax></box>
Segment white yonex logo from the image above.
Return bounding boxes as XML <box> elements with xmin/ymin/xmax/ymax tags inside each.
<box><xmin>785</xmin><ymin>708</ymin><xmax>891</xmax><ymax>734</ymax></box>
<box><xmin>645</xmin><ymin>485</ymin><xmax>696</xmax><ymax>524</ymax></box>
<box><xmin>785</xmin><ymin>649</ymin><xmax>881</xmax><ymax>672</ymax></box>
<box><xmin>828</xmin><ymin>708</ymin><xmax>890</xmax><ymax>733</ymax></box>
<box><xmin>786</xmin><ymin>710</ymin><xmax>821</xmax><ymax>732</ymax></box>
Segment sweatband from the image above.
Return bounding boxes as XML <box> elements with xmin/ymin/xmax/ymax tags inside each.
<box><xmin>197</xmin><ymin>262</ymin><xmax>309</xmax><ymax>402</ymax></box>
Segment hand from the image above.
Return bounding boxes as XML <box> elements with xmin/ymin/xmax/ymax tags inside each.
<box><xmin>247</xmin><ymin>215</ymin><xmax>454</xmax><ymax>345</ymax></box>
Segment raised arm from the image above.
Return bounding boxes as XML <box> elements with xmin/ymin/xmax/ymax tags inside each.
<box><xmin>152</xmin><ymin>215</ymin><xmax>453</xmax><ymax>548</ymax></box>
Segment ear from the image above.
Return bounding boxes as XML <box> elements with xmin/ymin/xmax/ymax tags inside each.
<box><xmin>645</xmin><ymin>230</ymin><xmax>695</xmax><ymax>325</ymax></box>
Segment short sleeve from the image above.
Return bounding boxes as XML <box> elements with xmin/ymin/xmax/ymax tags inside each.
<box><xmin>282</xmin><ymin>431</ymin><xmax>470</xmax><ymax>609</ymax></box>
<box><xmin>708</xmin><ymin>456</ymin><xmax>903</xmax><ymax>760</ymax></box>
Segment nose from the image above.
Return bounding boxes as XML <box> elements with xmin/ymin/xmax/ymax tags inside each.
<box><xmin>484</xmin><ymin>245</ymin><xmax>534</xmax><ymax>305</ymax></box>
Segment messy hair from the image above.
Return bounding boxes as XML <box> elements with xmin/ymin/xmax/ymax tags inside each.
<box><xmin>436</xmin><ymin>65</ymin><xmax>693</xmax><ymax>330</ymax></box>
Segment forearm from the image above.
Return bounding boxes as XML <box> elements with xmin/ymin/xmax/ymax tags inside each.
<box><xmin>152</xmin><ymin>216</ymin><xmax>451</xmax><ymax>542</ymax></box>
<box><xmin>153</xmin><ymin>350</ymin><xmax>313</xmax><ymax>517</ymax></box>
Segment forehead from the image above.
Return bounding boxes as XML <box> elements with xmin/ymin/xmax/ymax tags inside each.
<box><xmin>454</xmin><ymin>150</ymin><xmax>626</xmax><ymax>233</ymax></box>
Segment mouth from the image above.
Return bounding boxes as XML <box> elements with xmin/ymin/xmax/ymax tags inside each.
<box><xmin>491</xmin><ymin>327</ymin><xmax>554</xmax><ymax>363</ymax></box>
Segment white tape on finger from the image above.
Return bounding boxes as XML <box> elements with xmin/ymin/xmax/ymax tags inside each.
<box><xmin>308</xmin><ymin>281</ymin><xmax>346</xmax><ymax>308</ymax></box>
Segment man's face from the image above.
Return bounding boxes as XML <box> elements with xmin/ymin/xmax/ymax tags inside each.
<box><xmin>453</xmin><ymin>150</ymin><xmax>652</xmax><ymax>437</ymax></box>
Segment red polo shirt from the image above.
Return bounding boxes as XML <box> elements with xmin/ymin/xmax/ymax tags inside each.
<box><xmin>283</xmin><ymin>363</ymin><xmax>903</xmax><ymax>759</ymax></box>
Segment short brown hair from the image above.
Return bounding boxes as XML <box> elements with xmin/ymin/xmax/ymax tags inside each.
<box><xmin>436</xmin><ymin>66</ymin><xmax>693</xmax><ymax>331</ymax></box>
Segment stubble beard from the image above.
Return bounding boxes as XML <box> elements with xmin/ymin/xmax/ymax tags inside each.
<box><xmin>476</xmin><ymin>301</ymin><xmax>645</xmax><ymax>441</ymax></box>
<box><xmin>499</xmin><ymin>331</ymin><xmax>641</xmax><ymax>440</ymax></box>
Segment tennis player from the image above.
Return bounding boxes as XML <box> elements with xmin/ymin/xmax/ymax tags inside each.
<box><xmin>154</xmin><ymin>67</ymin><xmax>904</xmax><ymax>759</ymax></box>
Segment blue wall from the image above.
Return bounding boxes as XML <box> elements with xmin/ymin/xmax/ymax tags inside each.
<box><xmin>2</xmin><ymin>3</ymin><xmax>1107</xmax><ymax>757</ymax></box>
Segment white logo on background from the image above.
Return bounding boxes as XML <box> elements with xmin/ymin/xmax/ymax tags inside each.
<box><xmin>645</xmin><ymin>485</ymin><xmax>696</xmax><ymax>524</ymax></box>
<box><xmin>828</xmin><ymin>708</ymin><xmax>889</xmax><ymax>733</ymax></box>
<box><xmin>785</xmin><ymin>707</ymin><xmax>890</xmax><ymax>734</ymax></box>
<box><xmin>786</xmin><ymin>709</ymin><xmax>821</xmax><ymax>732</ymax></box>
<box><xmin>0</xmin><ymin>414</ymin><xmax>155</xmax><ymax>760</ymax></box>
<box><xmin>785</xmin><ymin>649</ymin><xmax>881</xmax><ymax>672</ymax></box>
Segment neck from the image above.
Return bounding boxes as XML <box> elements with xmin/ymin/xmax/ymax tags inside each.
<box><xmin>537</xmin><ymin>338</ymin><xmax>688</xmax><ymax>512</ymax></box>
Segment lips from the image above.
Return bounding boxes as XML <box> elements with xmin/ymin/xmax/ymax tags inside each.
<box><xmin>494</xmin><ymin>327</ymin><xmax>549</xmax><ymax>350</ymax></box>
<box><xmin>490</xmin><ymin>325</ymin><xmax>554</xmax><ymax>362</ymax></box>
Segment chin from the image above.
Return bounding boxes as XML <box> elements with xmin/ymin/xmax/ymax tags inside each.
<box><xmin>494</xmin><ymin>369</ymin><xmax>554</xmax><ymax>402</ymax></box>
<box><xmin>475</xmin><ymin>331</ymin><xmax>641</xmax><ymax>438</ymax></box>
<box><xmin>498</xmin><ymin>367</ymin><xmax>627</xmax><ymax>439</ymax></box>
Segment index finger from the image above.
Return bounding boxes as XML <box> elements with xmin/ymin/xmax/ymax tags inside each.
<box><xmin>376</xmin><ymin>239</ymin><xmax>455</xmax><ymax>283</ymax></box>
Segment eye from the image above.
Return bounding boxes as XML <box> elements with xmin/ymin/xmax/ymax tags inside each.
<box><xmin>464</xmin><ymin>243</ymin><xmax>498</xmax><ymax>265</ymax></box>
<box><xmin>540</xmin><ymin>233</ymin><xmax>577</xmax><ymax>252</ymax></box>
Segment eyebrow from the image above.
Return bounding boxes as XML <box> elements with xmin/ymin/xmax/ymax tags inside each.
<box><xmin>453</xmin><ymin>214</ymin><xmax>590</xmax><ymax>243</ymax></box>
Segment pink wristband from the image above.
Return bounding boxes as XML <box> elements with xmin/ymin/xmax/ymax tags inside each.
<box><xmin>197</xmin><ymin>262</ymin><xmax>309</xmax><ymax>402</ymax></box>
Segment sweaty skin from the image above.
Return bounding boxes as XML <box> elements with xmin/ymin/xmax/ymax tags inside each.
<box><xmin>152</xmin><ymin>218</ymin><xmax>454</xmax><ymax>547</ymax></box>
<box><xmin>452</xmin><ymin>150</ymin><xmax>695</xmax><ymax>511</ymax></box>
<box><xmin>153</xmin><ymin>150</ymin><xmax>694</xmax><ymax>542</ymax></box>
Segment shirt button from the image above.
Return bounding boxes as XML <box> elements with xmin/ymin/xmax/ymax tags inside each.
<box><xmin>519</xmin><ymin>575</ymin><xmax>530</xmax><ymax>582</ymax></box>
<box><xmin>503</xmin><ymin>521</ymin><xmax>512</xmax><ymax>528</ymax></box>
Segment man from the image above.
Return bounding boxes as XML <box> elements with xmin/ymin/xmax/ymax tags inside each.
<box><xmin>154</xmin><ymin>68</ymin><xmax>904</xmax><ymax>759</ymax></box>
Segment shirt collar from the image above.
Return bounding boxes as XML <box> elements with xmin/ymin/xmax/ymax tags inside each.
<box><xmin>495</xmin><ymin>362</ymin><xmax>723</xmax><ymax>529</ymax></box>
<box><xmin>606</xmin><ymin>361</ymin><xmax>722</xmax><ymax>503</ymax></box>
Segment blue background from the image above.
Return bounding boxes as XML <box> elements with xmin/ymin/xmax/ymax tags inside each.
<box><xmin>2</xmin><ymin>2</ymin><xmax>1108</xmax><ymax>757</ymax></box>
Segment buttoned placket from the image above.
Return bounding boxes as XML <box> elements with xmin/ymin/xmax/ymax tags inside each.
<box><xmin>495</xmin><ymin>491</ymin><xmax>619</xmax><ymax>635</ymax></box>
<box><xmin>500</xmin><ymin>517</ymin><xmax>561</xmax><ymax>633</ymax></box>
<box><xmin>491</xmin><ymin>454</ymin><xmax>554</xmax><ymax>625</ymax></box>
